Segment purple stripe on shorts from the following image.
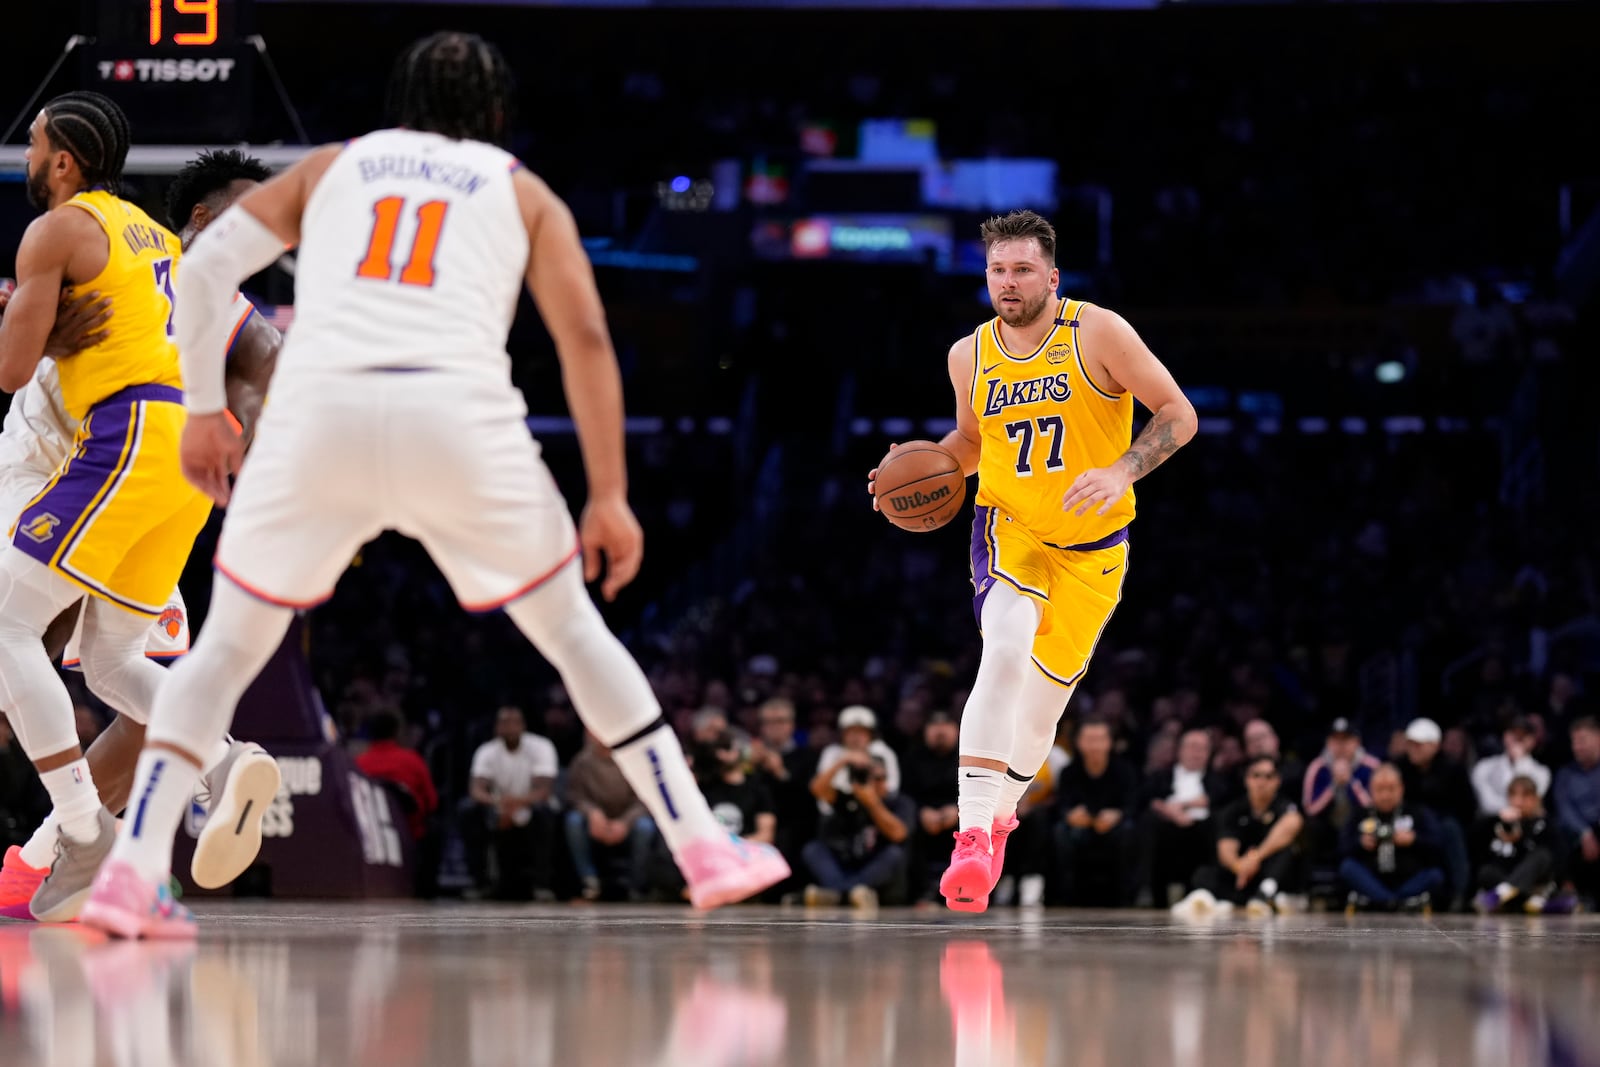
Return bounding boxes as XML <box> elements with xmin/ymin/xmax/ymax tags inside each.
<box><xmin>969</xmin><ymin>505</ymin><xmax>996</xmax><ymax>624</ymax></box>
<box><xmin>9</xmin><ymin>399</ymin><xmax>137</xmax><ymax>565</ymax></box>
<box><xmin>1044</xmin><ymin>525</ymin><xmax>1130</xmax><ymax>553</ymax></box>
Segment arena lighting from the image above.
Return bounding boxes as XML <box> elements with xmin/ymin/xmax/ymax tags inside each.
<box><xmin>1376</xmin><ymin>360</ymin><xmax>1407</xmax><ymax>383</ymax></box>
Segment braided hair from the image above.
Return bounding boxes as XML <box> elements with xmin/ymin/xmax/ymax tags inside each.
<box><xmin>385</xmin><ymin>32</ymin><xmax>516</xmax><ymax>146</ymax></box>
<box><xmin>41</xmin><ymin>92</ymin><xmax>132</xmax><ymax>195</ymax></box>
<box><xmin>165</xmin><ymin>149</ymin><xmax>273</xmax><ymax>233</ymax></box>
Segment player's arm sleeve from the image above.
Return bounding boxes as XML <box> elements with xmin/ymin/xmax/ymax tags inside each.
<box><xmin>174</xmin><ymin>207</ymin><xmax>287</xmax><ymax>415</ymax></box>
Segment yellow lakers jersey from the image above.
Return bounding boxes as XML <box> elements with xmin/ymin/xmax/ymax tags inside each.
<box><xmin>969</xmin><ymin>297</ymin><xmax>1135</xmax><ymax>547</ymax></box>
<box><xmin>57</xmin><ymin>190</ymin><xmax>183</xmax><ymax>420</ymax></box>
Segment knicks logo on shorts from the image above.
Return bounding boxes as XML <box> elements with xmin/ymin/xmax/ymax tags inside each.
<box><xmin>19</xmin><ymin>513</ymin><xmax>61</xmax><ymax>543</ymax></box>
<box><xmin>159</xmin><ymin>606</ymin><xmax>185</xmax><ymax>638</ymax></box>
<box><xmin>1045</xmin><ymin>342</ymin><xmax>1072</xmax><ymax>365</ymax></box>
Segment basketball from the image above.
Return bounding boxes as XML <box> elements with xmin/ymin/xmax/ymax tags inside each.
<box><xmin>874</xmin><ymin>441</ymin><xmax>967</xmax><ymax>532</ymax></box>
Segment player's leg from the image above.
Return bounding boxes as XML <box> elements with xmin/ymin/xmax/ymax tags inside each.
<box><xmin>996</xmin><ymin>667</ymin><xmax>1072</xmax><ymax>823</ymax></box>
<box><xmin>84</xmin><ymin>579</ymin><xmax>295</xmax><ymax>938</ymax></box>
<box><xmin>0</xmin><ymin>553</ymin><xmax>117</xmax><ymax>921</ymax></box>
<box><xmin>83</xmin><ymin>402</ymin><xmax>372</xmax><ymax>938</ymax></box>
<box><xmin>406</xmin><ymin>400</ymin><xmax>786</xmax><ymax>908</ymax></box>
<box><xmin>940</xmin><ymin>582</ymin><xmax>1041</xmax><ymax>911</ymax></box>
<box><xmin>500</xmin><ymin>565</ymin><xmax>789</xmax><ymax>907</ymax></box>
<box><xmin>984</xmin><ymin>665</ymin><xmax>1073</xmax><ymax>895</ymax></box>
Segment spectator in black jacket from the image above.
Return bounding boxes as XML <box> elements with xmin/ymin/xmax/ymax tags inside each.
<box><xmin>1053</xmin><ymin>717</ymin><xmax>1140</xmax><ymax>906</ymax></box>
<box><xmin>1339</xmin><ymin>763</ymin><xmax>1446</xmax><ymax>913</ymax></box>
<box><xmin>1137</xmin><ymin>728</ymin><xmax>1226</xmax><ymax>906</ymax></box>
<box><xmin>1474</xmin><ymin>775</ymin><xmax>1575</xmax><ymax>914</ymax></box>
<box><xmin>1175</xmin><ymin>755</ymin><xmax>1304</xmax><ymax>917</ymax></box>
<box><xmin>1393</xmin><ymin>717</ymin><xmax>1476</xmax><ymax>909</ymax></box>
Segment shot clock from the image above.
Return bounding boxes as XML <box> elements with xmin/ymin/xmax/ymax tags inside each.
<box><xmin>81</xmin><ymin>0</ymin><xmax>255</xmax><ymax>142</ymax></box>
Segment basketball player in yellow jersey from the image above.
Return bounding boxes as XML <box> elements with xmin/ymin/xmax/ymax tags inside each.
<box><xmin>0</xmin><ymin>93</ymin><xmax>213</xmax><ymax>921</ymax></box>
<box><xmin>870</xmin><ymin>209</ymin><xmax>1196</xmax><ymax>912</ymax></box>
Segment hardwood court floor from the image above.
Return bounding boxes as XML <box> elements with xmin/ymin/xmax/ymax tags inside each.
<box><xmin>2</xmin><ymin>903</ymin><xmax>1597</xmax><ymax>1067</ymax></box>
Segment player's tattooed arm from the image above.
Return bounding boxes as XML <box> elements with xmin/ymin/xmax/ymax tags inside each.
<box><xmin>1118</xmin><ymin>404</ymin><xmax>1186</xmax><ymax>479</ymax></box>
<box><xmin>1062</xmin><ymin>309</ymin><xmax>1197</xmax><ymax>516</ymax></box>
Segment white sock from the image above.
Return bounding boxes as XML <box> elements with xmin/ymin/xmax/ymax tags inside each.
<box><xmin>1495</xmin><ymin>882</ymin><xmax>1517</xmax><ymax>902</ymax></box>
<box><xmin>19</xmin><ymin>742</ymin><xmax>232</xmax><ymax>870</ymax></box>
<box><xmin>995</xmin><ymin>770</ymin><xmax>1033</xmax><ymax>823</ymax></box>
<box><xmin>40</xmin><ymin>760</ymin><xmax>103</xmax><ymax>843</ymax></box>
<box><xmin>113</xmin><ymin>750</ymin><xmax>201</xmax><ymax>883</ymax></box>
<box><xmin>18</xmin><ymin>818</ymin><xmax>58</xmax><ymax>869</ymax></box>
<box><xmin>958</xmin><ymin>767</ymin><xmax>1005</xmax><ymax>835</ymax></box>
<box><xmin>612</xmin><ymin>724</ymin><xmax>723</xmax><ymax>853</ymax></box>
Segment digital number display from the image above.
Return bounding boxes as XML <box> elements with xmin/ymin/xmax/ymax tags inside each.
<box><xmin>149</xmin><ymin>0</ymin><xmax>218</xmax><ymax>46</ymax></box>
<box><xmin>97</xmin><ymin>0</ymin><xmax>249</xmax><ymax>49</ymax></box>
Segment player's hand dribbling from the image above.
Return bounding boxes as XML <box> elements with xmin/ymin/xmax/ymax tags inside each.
<box><xmin>580</xmin><ymin>494</ymin><xmax>643</xmax><ymax>602</ymax></box>
<box><xmin>865</xmin><ymin>442</ymin><xmax>899</xmax><ymax>512</ymax></box>
<box><xmin>1062</xmin><ymin>458</ymin><xmax>1135</xmax><ymax>517</ymax></box>
<box><xmin>180</xmin><ymin>411</ymin><xmax>244</xmax><ymax>506</ymax></box>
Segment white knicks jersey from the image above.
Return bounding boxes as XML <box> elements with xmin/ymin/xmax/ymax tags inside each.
<box><xmin>0</xmin><ymin>359</ymin><xmax>77</xmax><ymax>476</ymax></box>
<box><xmin>281</xmin><ymin>128</ymin><xmax>530</xmax><ymax>382</ymax></box>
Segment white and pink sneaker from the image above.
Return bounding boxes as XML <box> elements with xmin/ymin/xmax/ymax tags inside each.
<box><xmin>79</xmin><ymin>860</ymin><xmax>197</xmax><ymax>940</ymax></box>
<box><xmin>680</xmin><ymin>834</ymin><xmax>791</xmax><ymax>910</ymax></box>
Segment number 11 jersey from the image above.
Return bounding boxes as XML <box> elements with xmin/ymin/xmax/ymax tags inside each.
<box><xmin>283</xmin><ymin>128</ymin><xmax>529</xmax><ymax>384</ymax></box>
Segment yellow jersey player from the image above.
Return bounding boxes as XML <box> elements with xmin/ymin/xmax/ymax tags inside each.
<box><xmin>0</xmin><ymin>93</ymin><xmax>214</xmax><ymax>922</ymax></box>
<box><xmin>869</xmin><ymin>209</ymin><xmax>1197</xmax><ymax>912</ymax></box>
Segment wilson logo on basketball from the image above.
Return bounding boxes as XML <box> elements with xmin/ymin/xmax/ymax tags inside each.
<box><xmin>889</xmin><ymin>485</ymin><xmax>953</xmax><ymax>512</ymax></box>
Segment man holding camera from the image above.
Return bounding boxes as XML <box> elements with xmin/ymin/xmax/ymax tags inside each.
<box><xmin>801</xmin><ymin>754</ymin><xmax>914</xmax><ymax>909</ymax></box>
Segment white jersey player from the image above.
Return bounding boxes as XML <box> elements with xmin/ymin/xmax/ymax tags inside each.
<box><xmin>83</xmin><ymin>31</ymin><xmax>789</xmax><ymax>938</ymax></box>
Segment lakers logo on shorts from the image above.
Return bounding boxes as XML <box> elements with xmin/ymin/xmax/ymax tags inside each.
<box><xmin>20</xmin><ymin>513</ymin><xmax>61</xmax><ymax>543</ymax></box>
<box><xmin>159</xmin><ymin>606</ymin><xmax>185</xmax><ymax>639</ymax></box>
<box><xmin>1045</xmin><ymin>342</ymin><xmax>1072</xmax><ymax>365</ymax></box>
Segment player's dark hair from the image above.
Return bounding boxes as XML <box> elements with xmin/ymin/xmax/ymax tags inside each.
<box><xmin>40</xmin><ymin>92</ymin><xmax>131</xmax><ymax>195</ymax></box>
<box><xmin>165</xmin><ymin>149</ymin><xmax>272</xmax><ymax>232</ymax></box>
<box><xmin>1572</xmin><ymin>716</ymin><xmax>1600</xmax><ymax>735</ymax></box>
<box><xmin>979</xmin><ymin>209</ymin><xmax>1057</xmax><ymax>265</ymax></box>
<box><xmin>386</xmin><ymin>32</ymin><xmax>516</xmax><ymax>146</ymax></box>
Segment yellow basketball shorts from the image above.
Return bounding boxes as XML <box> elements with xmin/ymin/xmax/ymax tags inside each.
<box><xmin>969</xmin><ymin>505</ymin><xmax>1129</xmax><ymax>688</ymax></box>
<box><xmin>9</xmin><ymin>385</ymin><xmax>211</xmax><ymax>617</ymax></box>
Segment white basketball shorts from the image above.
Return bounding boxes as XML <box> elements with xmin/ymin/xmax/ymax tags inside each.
<box><xmin>213</xmin><ymin>370</ymin><xmax>579</xmax><ymax>611</ymax></box>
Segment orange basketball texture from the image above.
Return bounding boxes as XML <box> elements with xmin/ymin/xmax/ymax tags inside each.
<box><xmin>874</xmin><ymin>441</ymin><xmax>966</xmax><ymax>532</ymax></box>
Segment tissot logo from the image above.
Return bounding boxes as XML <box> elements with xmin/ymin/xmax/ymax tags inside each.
<box><xmin>98</xmin><ymin>58</ymin><xmax>237</xmax><ymax>84</ymax></box>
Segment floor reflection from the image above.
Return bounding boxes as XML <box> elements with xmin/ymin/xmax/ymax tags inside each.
<box><xmin>0</xmin><ymin>907</ymin><xmax>1597</xmax><ymax>1067</ymax></box>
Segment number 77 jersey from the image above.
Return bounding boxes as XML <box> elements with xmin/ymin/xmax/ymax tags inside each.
<box><xmin>283</xmin><ymin>128</ymin><xmax>530</xmax><ymax>380</ymax></box>
<box><xmin>968</xmin><ymin>297</ymin><xmax>1136</xmax><ymax>549</ymax></box>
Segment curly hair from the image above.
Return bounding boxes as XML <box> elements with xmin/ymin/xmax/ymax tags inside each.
<box><xmin>164</xmin><ymin>149</ymin><xmax>273</xmax><ymax>232</ymax></box>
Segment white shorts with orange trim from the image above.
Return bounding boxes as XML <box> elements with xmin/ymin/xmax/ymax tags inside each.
<box><xmin>214</xmin><ymin>370</ymin><xmax>578</xmax><ymax>612</ymax></box>
<box><xmin>0</xmin><ymin>459</ymin><xmax>189</xmax><ymax>667</ymax></box>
